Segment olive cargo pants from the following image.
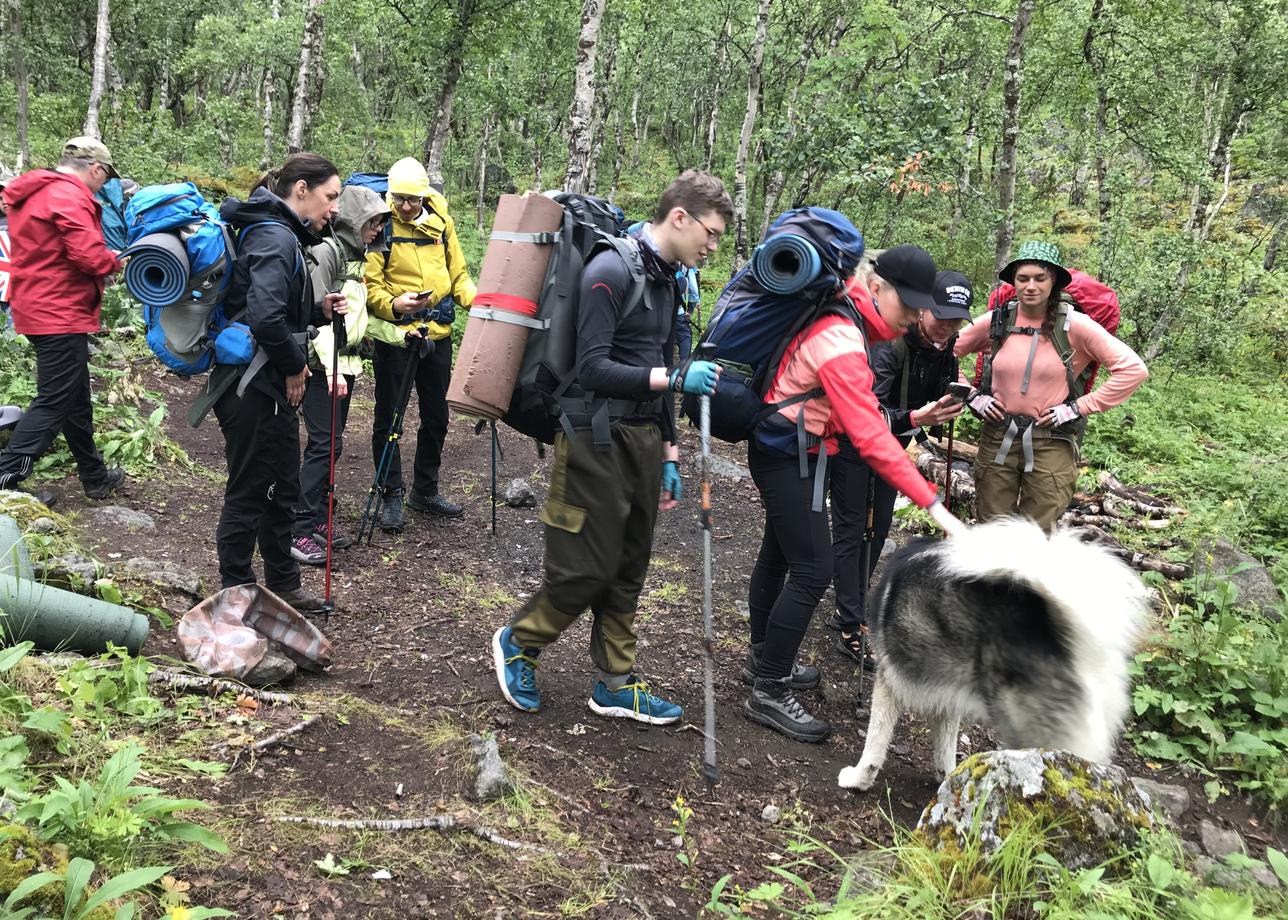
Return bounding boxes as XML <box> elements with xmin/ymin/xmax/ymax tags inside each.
<box><xmin>975</xmin><ymin>419</ymin><xmax>1079</xmax><ymax>531</ymax></box>
<box><xmin>509</xmin><ymin>423</ymin><xmax>663</xmax><ymax>677</ymax></box>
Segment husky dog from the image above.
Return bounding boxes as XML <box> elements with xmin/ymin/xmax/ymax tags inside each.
<box><xmin>837</xmin><ymin>517</ymin><xmax>1148</xmax><ymax>791</ymax></box>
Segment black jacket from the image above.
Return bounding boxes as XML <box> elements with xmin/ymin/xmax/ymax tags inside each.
<box><xmin>870</xmin><ymin>327</ymin><xmax>960</xmax><ymax>445</ymax></box>
<box><xmin>219</xmin><ymin>188</ymin><xmax>324</xmax><ymax>403</ymax></box>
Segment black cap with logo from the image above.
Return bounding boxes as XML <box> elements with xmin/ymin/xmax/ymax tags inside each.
<box><xmin>931</xmin><ymin>270</ymin><xmax>973</xmax><ymax>321</ymax></box>
<box><xmin>873</xmin><ymin>245</ymin><xmax>937</xmax><ymax>311</ymax></box>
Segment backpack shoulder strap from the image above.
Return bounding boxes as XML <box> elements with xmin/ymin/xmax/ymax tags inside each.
<box><xmin>979</xmin><ymin>300</ymin><xmax>1017</xmax><ymax>395</ymax></box>
<box><xmin>592</xmin><ymin>235</ymin><xmax>648</xmax><ymax>321</ymax></box>
<box><xmin>1053</xmin><ymin>294</ymin><xmax>1091</xmax><ymax>400</ymax></box>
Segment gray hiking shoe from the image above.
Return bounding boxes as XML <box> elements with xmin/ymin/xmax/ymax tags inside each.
<box><xmin>379</xmin><ymin>488</ymin><xmax>405</xmax><ymax>533</ymax></box>
<box><xmin>740</xmin><ymin>643</ymin><xmax>821</xmax><ymax>690</ymax></box>
<box><xmin>744</xmin><ymin>677</ymin><xmax>831</xmax><ymax>743</ymax></box>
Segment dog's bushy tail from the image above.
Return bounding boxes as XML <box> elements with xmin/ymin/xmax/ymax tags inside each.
<box><xmin>936</xmin><ymin>517</ymin><xmax>1149</xmax><ymax>760</ymax></box>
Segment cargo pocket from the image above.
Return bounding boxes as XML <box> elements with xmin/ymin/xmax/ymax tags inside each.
<box><xmin>540</xmin><ymin>498</ymin><xmax>586</xmax><ymax>534</ymax></box>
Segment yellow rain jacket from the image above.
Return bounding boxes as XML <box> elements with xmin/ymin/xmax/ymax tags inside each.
<box><xmin>365</xmin><ymin>158</ymin><xmax>476</xmax><ymax>342</ymax></box>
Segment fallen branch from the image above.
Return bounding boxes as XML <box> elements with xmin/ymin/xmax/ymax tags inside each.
<box><xmin>1061</xmin><ymin>513</ymin><xmax>1172</xmax><ymax>531</ymax></box>
<box><xmin>1103</xmin><ymin>492</ymin><xmax>1185</xmax><ymax>518</ymax></box>
<box><xmin>273</xmin><ymin>813</ymin><xmax>545</xmax><ymax>853</ymax></box>
<box><xmin>147</xmin><ymin>667</ymin><xmax>293</xmax><ymax>705</ymax></box>
<box><xmin>1096</xmin><ymin>472</ymin><xmax>1180</xmax><ymax>511</ymax></box>
<box><xmin>218</xmin><ymin>714</ymin><xmax>320</xmax><ymax>758</ymax></box>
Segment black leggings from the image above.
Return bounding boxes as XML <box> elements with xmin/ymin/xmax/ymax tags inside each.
<box><xmin>830</xmin><ymin>448</ymin><xmax>896</xmax><ymax>630</ymax></box>
<box><xmin>747</xmin><ymin>442</ymin><xmax>832</xmax><ymax>681</ymax></box>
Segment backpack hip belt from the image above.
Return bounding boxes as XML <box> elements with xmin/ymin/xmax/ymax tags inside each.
<box><xmin>988</xmin><ymin>412</ymin><xmax>1082</xmax><ymax>472</ymax></box>
<box><xmin>554</xmin><ymin>394</ymin><xmax>664</xmax><ymax>448</ymax></box>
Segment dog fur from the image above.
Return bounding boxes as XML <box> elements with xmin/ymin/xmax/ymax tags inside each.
<box><xmin>837</xmin><ymin>517</ymin><xmax>1148</xmax><ymax>791</ymax></box>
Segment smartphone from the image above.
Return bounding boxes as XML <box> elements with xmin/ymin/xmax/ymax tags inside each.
<box><xmin>947</xmin><ymin>382</ymin><xmax>973</xmax><ymax>403</ymax></box>
<box><xmin>414</xmin><ymin>289</ymin><xmax>434</xmax><ymax>301</ymax></box>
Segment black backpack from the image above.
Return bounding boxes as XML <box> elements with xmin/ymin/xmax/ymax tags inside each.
<box><xmin>502</xmin><ymin>193</ymin><xmax>648</xmax><ymax>445</ymax></box>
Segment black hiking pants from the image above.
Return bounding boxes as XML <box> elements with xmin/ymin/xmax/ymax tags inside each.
<box><xmin>295</xmin><ymin>371</ymin><xmax>354</xmax><ymax>537</ymax></box>
<box><xmin>747</xmin><ymin>441</ymin><xmax>832</xmax><ymax>681</ymax></box>
<box><xmin>0</xmin><ymin>333</ymin><xmax>111</xmax><ymax>491</ymax></box>
<box><xmin>370</xmin><ymin>338</ymin><xmax>451</xmax><ymax>499</ymax></box>
<box><xmin>214</xmin><ymin>385</ymin><xmax>302</xmax><ymax>592</ymax></box>
<box><xmin>830</xmin><ymin>445</ymin><xmax>896</xmax><ymax>631</ymax></box>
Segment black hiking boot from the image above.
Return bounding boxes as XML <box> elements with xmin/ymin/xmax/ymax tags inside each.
<box><xmin>407</xmin><ymin>489</ymin><xmax>464</xmax><ymax>518</ymax></box>
<box><xmin>83</xmin><ymin>467</ymin><xmax>125</xmax><ymax>500</ymax></box>
<box><xmin>274</xmin><ymin>586</ymin><xmax>330</xmax><ymax>615</ymax></box>
<box><xmin>379</xmin><ymin>488</ymin><xmax>405</xmax><ymax>533</ymax></box>
<box><xmin>744</xmin><ymin>677</ymin><xmax>832</xmax><ymax>743</ymax></box>
<box><xmin>740</xmin><ymin>643</ymin><xmax>821</xmax><ymax>690</ymax></box>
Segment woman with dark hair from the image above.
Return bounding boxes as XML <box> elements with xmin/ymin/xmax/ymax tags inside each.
<box><xmin>209</xmin><ymin>152</ymin><xmax>345</xmax><ymax>612</ymax></box>
<box><xmin>955</xmin><ymin>241</ymin><xmax>1147</xmax><ymax>530</ymax></box>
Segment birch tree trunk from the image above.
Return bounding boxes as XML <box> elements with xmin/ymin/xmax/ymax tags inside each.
<box><xmin>424</xmin><ymin>0</ymin><xmax>475</xmax><ymax>188</ymax></box>
<box><xmin>476</xmin><ymin>114</ymin><xmax>492</xmax><ymax>231</ymax></box>
<box><xmin>702</xmin><ymin>16</ymin><xmax>731</xmax><ymax>172</ymax></box>
<box><xmin>563</xmin><ymin>0</ymin><xmax>607</xmax><ymax>195</ymax></box>
<box><xmin>732</xmin><ymin>0</ymin><xmax>772</xmax><ymax>271</ymax></box>
<box><xmin>993</xmin><ymin>0</ymin><xmax>1035</xmax><ymax>280</ymax></box>
<box><xmin>82</xmin><ymin>0</ymin><xmax>111</xmax><ymax>139</ymax></box>
<box><xmin>260</xmin><ymin>0</ymin><xmax>280</xmax><ymax>169</ymax></box>
<box><xmin>287</xmin><ymin>0</ymin><xmax>324</xmax><ymax>154</ymax></box>
<box><xmin>10</xmin><ymin>0</ymin><xmax>30</xmax><ymax>168</ymax></box>
<box><xmin>1082</xmin><ymin>0</ymin><xmax>1111</xmax><ymax>222</ymax></box>
<box><xmin>586</xmin><ymin>34</ymin><xmax>616</xmax><ymax>194</ymax></box>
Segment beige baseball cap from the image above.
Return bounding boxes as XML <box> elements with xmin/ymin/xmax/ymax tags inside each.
<box><xmin>62</xmin><ymin>136</ymin><xmax>119</xmax><ymax>179</ymax></box>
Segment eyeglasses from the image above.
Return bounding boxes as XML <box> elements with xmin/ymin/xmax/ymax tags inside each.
<box><xmin>390</xmin><ymin>194</ymin><xmax>422</xmax><ymax>207</ymax></box>
<box><xmin>684</xmin><ymin>209</ymin><xmax>723</xmax><ymax>245</ymax></box>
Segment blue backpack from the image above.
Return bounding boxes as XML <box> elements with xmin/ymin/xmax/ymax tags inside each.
<box><xmin>683</xmin><ymin>207</ymin><xmax>865</xmax><ymax>443</ymax></box>
<box><xmin>123</xmin><ymin>183</ymin><xmax>298</xmax><ymax>376</ymax></box>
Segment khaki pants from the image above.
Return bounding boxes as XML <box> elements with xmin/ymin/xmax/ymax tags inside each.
<box><xmin>975</xmin><ymin>421</ymin><xmax>1079</xmax><ymax>532</ymax></box>
<box><xmin>509</xmin><ymin>423</ymin><xmax>662</xmax><ymax>676</ymax></box>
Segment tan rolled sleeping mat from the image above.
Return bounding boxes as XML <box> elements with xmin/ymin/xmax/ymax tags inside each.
<box><xmin>447</xmin><ymin>193</ymin><xmax>565</xmax><ymax>419</ymax></box>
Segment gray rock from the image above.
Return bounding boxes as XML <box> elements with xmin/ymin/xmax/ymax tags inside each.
<box><xmin>0</xmin><ymin>489</ymin><xmax>51</xmax><ymax>516</ymax></box>
<box><xmin>468</xmin><ymin>733</ymin><xmax>511</xmax><ymax>801</ymax></box>
<box><xmin>918</xmin><ymin>749</ymin><xmax>1153</xmax><ymax>871</ymax></box>
<box><xmin>1194</xmin><ymin>855</ymin><xmax>1245</xmax><ymax>890</ymax></box>
<box><xmin>761</xmin><ymin>804</ymin><xmax>781</xmax><ymax>824</ymax></box>
<box><xmin>119</xmin><ymin>557</ymin><xmax>203</xmax><ymax>598</ymax></box>
<box><xmin>1131</xmin><ymin>777</ymin><xmax>1191</xmax><ymax>822</ymax></box>
<box><xmin>1249</xmin><ymin>860</ymin><xmax>1282</xmax><ymax>890</ymax></box>
<box><xmin>1193</xmin><ymin>538</ymin><xmax>1284</xmax><ymax>621</ymax></box>
<box><xmin>28</xmin><ymin>516</ymin><xmax>60</xmax><ymax>535</ymax></box>
<box><xmin>1198</xmin><ymin>819</ymin><xmax>1246</xmax><ymax>859</ymax></box>
<box><xmin>844</xmin><ymin>849</ymin><xmax>899</xmax><ymax>891</ymax></box>
<box><xmin>242</xmin><ymin>646</ymin><xmax>296</xmax><ymax>687</ymax></box>
<box><xmin>703</xmin><ymin>455</ymin><xmax>751</xmax><ymax>482</ymax></box>
<box><xmin>90</xmin><ymin>506</ymin><xmax>157</xmax><ymax>534</ymax></box>
<box><xmin>35</xmin><ymin>553</ymin><xmax>100</xmax><ymax>592</ymax></box>
<box><xmin>736</xmin><ymin>757</ymin><xmax>752</xmax><ymax>769</ymax></box>
<box><xmin>735</xmin><ymin>599</ymin><xmax>750</xmax><ymax>621</ymax></box>
<box><xmin>502</xmin><ymin>479</ymin><xmax>536</xmax><ymax>508</ymax></box>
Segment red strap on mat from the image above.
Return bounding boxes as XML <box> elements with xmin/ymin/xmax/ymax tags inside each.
<box><xmin>473</xmin><ymin>291</ymin><xmax>539</xmax><ymax>317</ymax></box>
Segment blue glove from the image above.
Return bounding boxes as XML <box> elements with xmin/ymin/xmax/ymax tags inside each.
<box><xmin>669</xmin><ymin>360</ymin><xmax>720</xmax><ymax>395</ymax></box>
<box><xmin>661</xmin><ymin>460</ymin><xmax>682</xmax><ymax>502</ymax></box>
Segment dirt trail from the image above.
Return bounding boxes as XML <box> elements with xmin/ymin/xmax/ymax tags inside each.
<box><xmin>47</xmin><ymin>370</ymin><xmax>1283</xmax><ymax>918</ymax></box>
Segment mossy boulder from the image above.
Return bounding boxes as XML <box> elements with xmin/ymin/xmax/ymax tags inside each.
<box><xmin>0</xmin><ymin>825</ymin><xmax>118</xmax><ymax>919</ymax></box>
<box><xmin>917</xmin><ymin>750</ymin><xmax>1154</xmax><ymax>870</ymax></box>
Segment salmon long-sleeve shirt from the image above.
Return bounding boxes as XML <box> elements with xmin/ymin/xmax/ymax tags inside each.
<box><xmin>954</xmin><ymin>308</ymin><xmax>1147</xmax><ymax>418</ymax></box>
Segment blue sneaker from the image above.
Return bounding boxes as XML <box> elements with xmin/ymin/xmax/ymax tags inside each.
<box><xmin>492</xmin><ymin>627</ymin><xmax>540</xmax><ymax>713</ymax></box>
<box><xmin>588</xmin><ymin>678</ymin><xmax>682</xmax><ymax>725</ymax></box>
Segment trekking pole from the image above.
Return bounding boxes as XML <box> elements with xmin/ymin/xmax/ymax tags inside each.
<box><xmin>699</xmin><ymin>387</ymin><xmax>718</xmax><ymax>788</ymax></box>
<box><xmin>322</xmin><ymin>307</ymin><xmax>344</xmax><ymax>619</ymax></box>
<box><xmin>490</xmin><ymin>420</ymin><xmax>499</xmax><ymax>536</ymax></box>
<box><xmin>856</xmin><ymin>467</ymin><xmax>877</xmax><ymax>709</ymax></box>
<box><xmin>944</xmin><ymin>420</ymin><xmax>956</xmax><ymax>517</ymax></box>
<box><xmin>357</xmin><ymin>332</ymin><xmax>429</xmax><ymax>544</ymax></box>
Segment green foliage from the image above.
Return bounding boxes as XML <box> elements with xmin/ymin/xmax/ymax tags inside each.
<box><xmin>1129</xmin><ymin>577</ymin><xmax>1288</xmax><ymax>815</ymax></box>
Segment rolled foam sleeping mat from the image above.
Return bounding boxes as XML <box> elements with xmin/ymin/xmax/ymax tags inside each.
<box><xmin>0</xmin><ymin>574</ymin><xmax>149</xmax><ymax>655</ymax></box>
<box><xmin>752</xmin><ymin>232</ymin><xmax>822</xmax><ymax>295</ymax></box>
<box><xmin>0</xmin><ymin>514</ymin><xmax>34</xmax><ymax>580</ymax></box>
<box><xmin>123</xmin><ymin>231</ymin><xmax>191</xmax><ymax>308</ymax></box>
<box><xmin>448</xmin><ymin>193</ymin><xmax>566</xmax><ymax>420</ymax></box>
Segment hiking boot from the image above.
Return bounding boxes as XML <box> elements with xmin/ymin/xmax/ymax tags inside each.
<box><xmin>588</xmin><ymin>677</ymin><xmax>682</xmax><ymax>725</ymax></box>
<box><xmin>740</xmin><ymin>643</ymin><xmax>821</xmax><ymax>690</ymax></box>
<box><xmin>379</xmin><ymin>489</ymin><xmax>405</xmax><ymax>533</ymax></box>
<box><xmin>83</xmin><ymin>467</ymin><xmax>125</xmax><ymax>500</ymax></box>
<box><xmin>492</xmin><ymin>627</ymin><xmax>540</xmax><ymax>713</ymax></box>
<box><xmin>824</xmin><ymin>613</ymin><xmax>845</xmax><ymax>631</ymax></box>
<box><xmin>836</xmin><ymin>626</ymin><xmax>877</xmax><ymax>672</ymax></box>
<box><xmin>274</xmin><ymin>586</ymin><xmax>329</xmax><ymax>614</ymax></box>
<box><xmin>311</xmin><ymin>521</ymin><xmax>353</xmax><ymax>550</ymax></box>
<box><xmin>407</xmin><ymin>489</ymin><xmax>464</xmax><ymax>518</ymax></box>
<box><xmin>290</xmin><ymin>535</ymin><xmax>326</xmax><ymax>565</ymax></box>
<box><xmin>744</xmin><ymin>677</ymin><xmax>832</xmax><ymax>743</ymax></box>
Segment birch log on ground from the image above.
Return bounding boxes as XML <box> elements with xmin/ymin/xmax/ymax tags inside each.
<box><xmin>82</xmin><ymin>0</ymin><xmax>111</xmax><ymax>139</ymax></box>
<box><xmin>563</xmin><ymin>0</ymin><xmax>606</xmax><ymax>195</ymax></box>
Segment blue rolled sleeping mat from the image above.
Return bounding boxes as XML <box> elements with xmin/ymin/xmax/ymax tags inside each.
<box><xmin>751</xmin><ymin>232</ymin><xmax>822</xmax><ymax>295</ymax></box>
<box><xmin>122</xmin><ymin>232</ymin><xmax>191</xmax><ymax>308</ymax></box>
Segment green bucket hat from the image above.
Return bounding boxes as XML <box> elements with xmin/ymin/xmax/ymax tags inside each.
<box><xmin>999</xmin><ymin>240</ymin><xmax>1072</xmax><ymax>290</ymax></box>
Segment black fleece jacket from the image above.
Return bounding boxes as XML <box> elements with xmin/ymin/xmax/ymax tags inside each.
<box><xmin>574</xmin><ymin>239</ymin><xmax>678</xmax><ymax>441</ymax></box>
<box><xmin>219</xmin><ymin>188</ymin><xmax>324</xmax><ymax>404</ymax></box>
